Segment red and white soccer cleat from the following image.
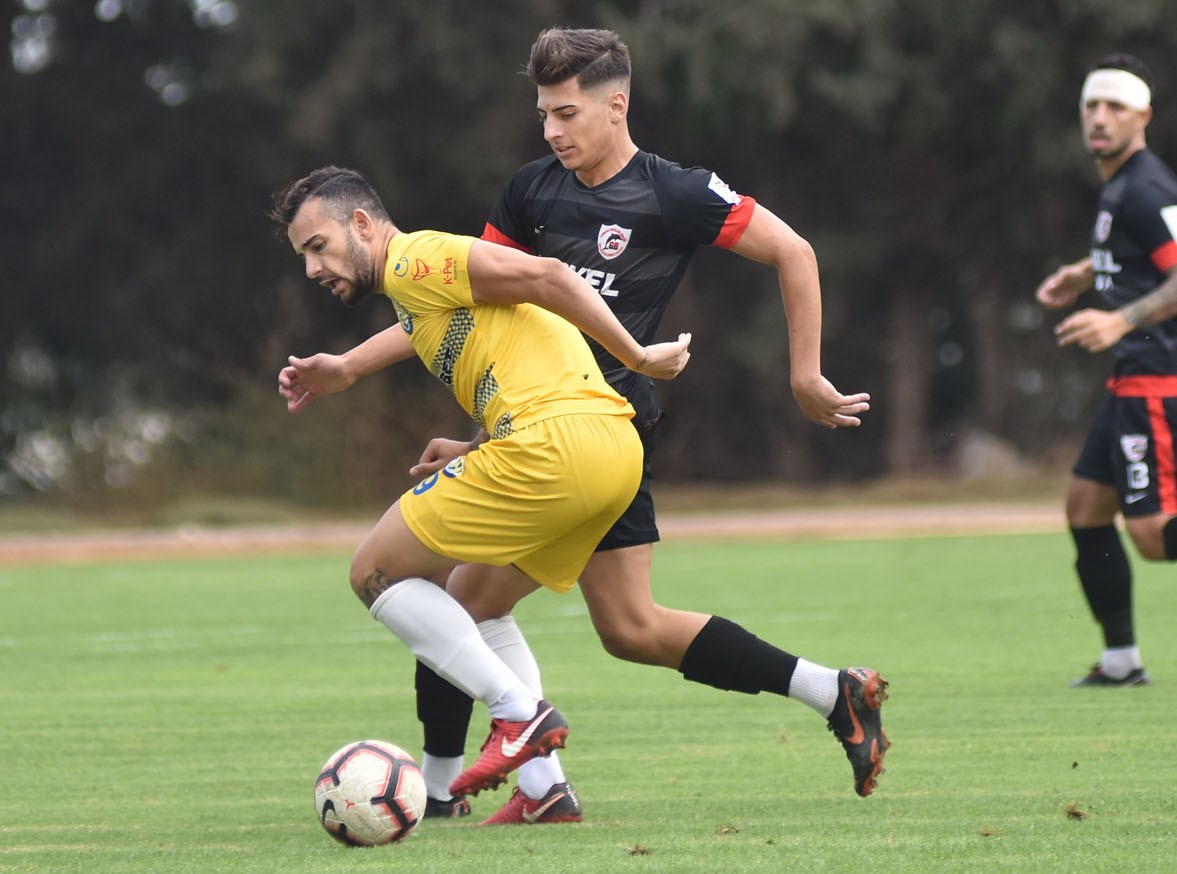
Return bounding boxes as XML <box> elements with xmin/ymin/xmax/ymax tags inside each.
<box><xmin>449</xmin><ymin>699</ymin><xmax>568</xmax><ymax>797</ymax></box>
<box><xmin>479</xmin><ymin>781</ymin><xmax>583</xmax><ymax>825</ymax></box>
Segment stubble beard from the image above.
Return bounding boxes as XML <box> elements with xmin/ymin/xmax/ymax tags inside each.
<box><xmin>1089</xmin><ymin>141</ymin><xmax>1129</xmax><ymax>161</ymax></box>
<box><xmin>340</xmin><ymin>233</ymin><xmax>379</xmax><ymax>307</ymax></box>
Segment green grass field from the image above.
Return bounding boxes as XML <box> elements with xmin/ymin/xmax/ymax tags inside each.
<box><xmin>3</xmin><ymin>530</ymin><xmax>1176</xmax><ymax>873</ymax></box>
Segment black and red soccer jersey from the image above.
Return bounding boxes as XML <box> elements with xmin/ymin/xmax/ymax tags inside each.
<box><xmin>1090</xmin><ymin>148</ymin><xmax>1177</xmax><ymax>375</ymax></box>
<box><xmin>482</xmin><ymin>150</ymin><xmax>755</xmax><ymax>425</ymax></box>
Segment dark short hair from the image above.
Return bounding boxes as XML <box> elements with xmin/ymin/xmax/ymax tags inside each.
<box><xmin>268</xmin><ymin>165</ymin><xmax>390</xmax><ymax>227</ymax></box>
<box><xmin>526</xmin><ymin>27</ymin><xmax>631</xmax><ymax>89</ymax></box>
<box><xmin>1088</xmin><ymin>53</ymin><xmax>1154</xmax><ymax>92</ymax></box>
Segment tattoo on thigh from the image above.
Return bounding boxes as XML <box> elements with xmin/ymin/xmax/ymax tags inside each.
<box><xmin>358</xmin><ymin>569</ymin><xmax>402</xmax><ymax>608</ymax></box>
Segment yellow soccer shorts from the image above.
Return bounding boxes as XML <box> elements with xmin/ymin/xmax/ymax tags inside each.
<box><xmin>398</xmin><ymin>413</ymin><xmax>642</xmax><ymax>593</ymax></box>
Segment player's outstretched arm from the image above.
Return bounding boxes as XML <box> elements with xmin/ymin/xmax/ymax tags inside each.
<box><xmin>277</xmin><ymin>324</ymin><xmax>416</xmax><ymax>413</ymax></box>
<box><xmin>466</xmin><ymin>239</ymin><xmax>691</xmax><ymax>379</ymax></box>
<box><xmin>728</xmin><ymin>204</ymin><xmax>869</xmax><ymax>428</ymax></box>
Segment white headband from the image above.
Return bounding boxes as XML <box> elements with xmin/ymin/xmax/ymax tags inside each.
<box><xmin>1081</xmin><ymin>69</ymin><xmax>1152</xmax><ymax>111</ymax></box>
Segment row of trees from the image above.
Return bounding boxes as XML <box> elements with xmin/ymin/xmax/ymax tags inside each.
<box><xmin>6</xmin><ymin>0</ymin><xmax>1177</xmax><ymax>509</ymax></box>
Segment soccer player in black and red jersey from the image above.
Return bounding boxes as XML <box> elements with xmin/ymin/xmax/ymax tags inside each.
<box><xmin>279</xmin><ymin>28</ymin><xmax>887</xmax><ymax>821</ymax></box>
<box><xmin>1036</xmin><ymin>53</ymin><xmax>1177</xmax><ymax>688</ymax></box>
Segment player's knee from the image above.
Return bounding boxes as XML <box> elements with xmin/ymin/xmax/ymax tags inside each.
<box><xmin>596</xmin><ymin>624</ymin><xmax>654</xmax><ymax>663</ymax></box>
<box><xmin>347</xmin><ymin>558</ymin><xmax>369</xmax><ymax>602</ymax></box>
<box><xmin>449</xmin><ymin>589</ymin><xmax>505</xmax><ymax>623</ymax></box>
<box><xmin>1126</xmin><ymin>531</ymin><xmax>1166</xmax><ymax>561</ymax></box>
<box><xmin>597</xmin><ymin>631</ymin><xmax>639</xmax><ymax>661</ymax></box>
<box><xmin>1126</xmin><ymin>517</ymin><xmax>1177</xmax><ymax>561</ymax></box>
<box><xmin>1137</xmin><ymin>535</ymin><xmax>1171</xmax><ymax>561</ymax></box>
<box><xmin>348</xmin><ymin>555</ymin><xmax>389</xmax><ymax>607</ymax></box>
<box><xmin>1164</xmin><ymin>517</ymin><xmax>1177</xmax><ymax>561</ymax></box>
<box><xmin>1064</xmin><ymin>477</ymin><xmax>1118</xmax><ymax>527</ymax></box>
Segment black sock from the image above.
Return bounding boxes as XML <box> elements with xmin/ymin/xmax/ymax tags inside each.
<box><xmin>414</xmin><ymin>660</ymin><xmax>474</xmax><ymax>758</ymax></box>
<box><xmin>677</xmin><ymin>615</ymin><xmax>798</xmax><ymax>696</ymax></box>
<box><xmin>1071</xmin><ymin>524</ymin><xmax>1134</xmax><ymax>648</ymax></box>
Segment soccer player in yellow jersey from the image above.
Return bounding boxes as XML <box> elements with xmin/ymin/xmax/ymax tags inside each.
<box><xmin>268</xmin><ymin>165</ymin><xmax>691</xmax><ymax>794</ymax></box>
<box><xmin>278</xmin><ymin>30</ymin><xmax>888</xmax><ymax>820</ymax></box>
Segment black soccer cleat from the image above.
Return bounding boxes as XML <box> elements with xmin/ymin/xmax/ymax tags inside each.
<box><xmin>826</xmin><ymin>667</ymin><xmax>890</xmax><ymax>798</ymax></box>
<box><xmin>423</xmin><ymin>794</ymin><xmax>471</xmax><ymax>818</ymax></box>
<box><xmin>1070</xmin><ymin>664</ymin><xmax>1151</xmax><ymax>687</ymax></box>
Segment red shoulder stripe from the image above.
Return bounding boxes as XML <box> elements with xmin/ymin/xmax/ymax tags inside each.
<box><xmin>1150</xmin><ymin>239</ymin><xmax>1177</xmax><ymax>273</ymax></box>
<box><xmin>712</xmin><ymin>196</ymin><xmax>757</xmax><ymax>249</ymax></box>
<box><xmin>481</xmin><ymin>222</ymin><xmax>533</xmax><ymax>253</ymax></box>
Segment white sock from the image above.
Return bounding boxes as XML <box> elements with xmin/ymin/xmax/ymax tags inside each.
<box><xmin>478</xmin><ymin>616</ymin><xmax>543</xmax><ymax>694</ymax></box>
<box><xmin>1101</xmin><ymin>645</ymin><xmax>1143</xmax><ymax>679</ymax></box>
<box><xmin>486</xmin><ymin>685</ymin><xmax>538</xmax><ymax>721</ymax></box>
<box><xmin>477</xmin><ymin>616</ymin><xmax>567</xmax><ymax>797</ymax></box>
<box><xmin>788</xmin><ymin>658</ymin><xmax>840</xmax><ymax>717</ymax></box>
<box><xmin>368</xmin><ymin>579</ymin><xmax>536</xmax><ymax>719</ymax></box>
<box><xmin>422</xmin><ymin>752</ymin><xmax>463</xmax><ymax>801</ymax></box>
<box><xmin>517</xmin><ymin>756</ymin><xmax>565</xmax><ymax>799</ymax></box>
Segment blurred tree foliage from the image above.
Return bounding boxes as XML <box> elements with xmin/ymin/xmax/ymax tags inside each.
<box><xmin>5</xmin><ymin>0</ymin><xmax>1177</xmax><ymax>510</ymax></box>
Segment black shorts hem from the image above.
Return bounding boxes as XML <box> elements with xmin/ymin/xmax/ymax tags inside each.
<box><xmin>595</xmin><ymin>528</ymin><xmax>660</xmax><ymax>552</ymax></box>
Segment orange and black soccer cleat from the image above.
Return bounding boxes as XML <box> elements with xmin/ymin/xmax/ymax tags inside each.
<box><xmin>826</xmin><ymin>667</ymin><xmax>890</xmax><ymax>798</ymax></box>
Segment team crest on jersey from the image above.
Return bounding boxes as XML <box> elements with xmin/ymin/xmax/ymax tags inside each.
<box><xmin>597</xmin><ymin>224</ymin><xmax>632</xmax><ymax>260</ymax></box>
<box><xmin>1094</xmin><ymin>210</ymin><xmax>1113</xmax><ymax>243</ymax></box>
<box><xmin>1121</xmin><ymin>434</ymin><xmax>1149</xmax><ymax>463</ymax></box>
<box><xmin>442</xmin><ymin>457</ymin><xmax>465</xmax><ymax>478</ymax></box>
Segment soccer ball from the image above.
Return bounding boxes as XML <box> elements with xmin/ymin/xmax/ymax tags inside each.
<box><xmin>313</xmin><ymin>740</ymin><xmax>427</xmax><ymax>846</ymax></box>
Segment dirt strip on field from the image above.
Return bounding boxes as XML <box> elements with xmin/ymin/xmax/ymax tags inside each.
<box><xmin>0</xmin><ymin>503</ymin><xmax>1062</xmax><ymax>566</ymax></box>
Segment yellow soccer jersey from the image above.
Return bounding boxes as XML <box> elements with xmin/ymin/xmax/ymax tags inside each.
<box><xmin>383</xmin><ymin>230</ymin><xmax>634</xmax><ymax>437</ymax></box>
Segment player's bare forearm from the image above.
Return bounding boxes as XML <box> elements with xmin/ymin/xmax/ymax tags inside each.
<box><xmin>778</xmin><ymin>263</ymin><xmax>870</xmax><ymax>430</ymax></box>
<box><xmin>729</xmin><ymin>204</ymin><xmax>825</xmax><ymax>382</ymax></box>
<box><xmin>345</xmin><ymin>324</ymin><xmax>416</xmax><ymax>377</ymax></box>
<box><xmin>779</xmin><ymin>259</ymin><xmax>824</xmax><ymax>383</ymax></box>
<box><xmin>1119</xmin><ymin>268</ymin><xmax>1177</xmax><ymax>328</ymax></box>
<box><xmin>279</xmin><ymin>325</ymin><xmax>416</xmax><ymax>414</ymax></box>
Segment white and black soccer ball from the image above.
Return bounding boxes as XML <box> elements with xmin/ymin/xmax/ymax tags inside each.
<box><xmin>313</xmin><ymin>740</ymin><xmax>427</xmax><ymax>846</ymax></box>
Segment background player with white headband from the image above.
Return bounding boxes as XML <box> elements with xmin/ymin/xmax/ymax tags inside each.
<box><xmin>1036</xmin><ymin>53</ymin><xmax>1177</xmax><ymax>686</ymax></box>
<box><xmin>1081</xmin><ymin>66</ymin><xmax>1153</xmax><ymax>114</ymax></box>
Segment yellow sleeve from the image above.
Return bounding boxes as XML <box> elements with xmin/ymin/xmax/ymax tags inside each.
<box><xmin>385</xmin><ymin>231</ymin><xmax>476</xmax><ymax>314</ymax></box>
